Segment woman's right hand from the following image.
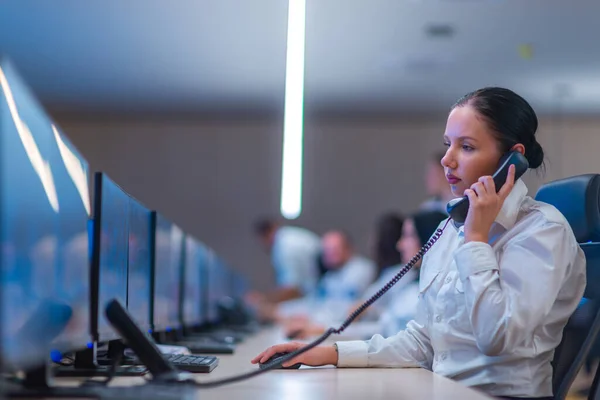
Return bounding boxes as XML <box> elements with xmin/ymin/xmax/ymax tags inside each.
<box><xmin>251</xmin><ymin>342</ymin><xmax>338</xmax><ymax>367</ymax></box>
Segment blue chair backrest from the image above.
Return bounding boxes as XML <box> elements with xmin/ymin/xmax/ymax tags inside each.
<box><xmin>535</xmin><ymin>174</ymin><xmax>600</xmax><ymax>399</ymax></box>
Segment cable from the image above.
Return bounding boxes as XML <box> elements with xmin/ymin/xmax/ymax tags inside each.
<box><xmin>184</xmin><ymin>219</ymin><xmax>451</xmax><ymax>389</ymax></box>
<box><xmin>80</xmin><ymin>351</ymin><xmax>123</xmax><ymax>387</ymax></box>
<box><xmin>99</xmin><ymin>350</ymin><xmax>123</xmax><ymax>386</ymax></box>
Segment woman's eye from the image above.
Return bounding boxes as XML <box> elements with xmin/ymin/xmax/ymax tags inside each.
<box><xmin>443</xmin><ymin>142</ymin><xmax>450</xmax><ymax>147</ymax></box>
<box><xmin>462</xmin><ymin>145</ymin><xmax>474</xmax><ymax>152</ymax></box>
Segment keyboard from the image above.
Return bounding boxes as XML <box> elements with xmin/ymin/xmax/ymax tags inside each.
<box><xmin>176</xmin><ymin>339</ymin><xmax>235</xmax><ymax>354</ymax></box>
<box><xmin>53</xmin><ymin>363</ymin><xmax>149</xmax><ymax>377</ymax></box>
<box><xmin>164</xmin><ymin>353</ymin><xmax>219</xmax><ymax>373</ymax></box>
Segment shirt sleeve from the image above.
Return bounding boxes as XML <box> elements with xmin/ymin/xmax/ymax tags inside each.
<box><xmin>453</xmin><ymin>221</ymin><xmax>580</xmax><ymax>356</ymax></box>
<box><xmin>335</xmin><ymin>289</ymin><xmax>433</xmax><ymax>369</ymax></box>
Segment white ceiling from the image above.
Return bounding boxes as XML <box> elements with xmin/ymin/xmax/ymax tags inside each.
<box><xmin>1</xmin><ymin>0</ymin><xmax>599</xmax><ymax>115</ymax></box>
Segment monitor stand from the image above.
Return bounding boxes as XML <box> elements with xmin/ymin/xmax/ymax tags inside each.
<box><xmin>3</xmin><ymin>362</ymin><xmax>98</xmax><ymax>399</ymax></box>
<box><xmin>4</xmin><ymin>299</ymin><xmax>198</xmax><ymax>400</ymax></box>
<box><xmin>54</xmin><ymin>343</ymin><xmax>147</xmax><ymax>377</ymax></box>
<box><xmin>103</xmin><ymin>298</ymin><xmax>194</xmax><ymax>384</ymax></box>
<box><xmin>2</xmin><ymin>362</ymin><xmax>196</xmax><ymax>400</ymax></box>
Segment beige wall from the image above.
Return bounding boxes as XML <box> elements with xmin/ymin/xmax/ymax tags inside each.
<box><xmin>57</xmin><ymin>113</ymin><xmax>600</xmax><ymax>291</ymax></box>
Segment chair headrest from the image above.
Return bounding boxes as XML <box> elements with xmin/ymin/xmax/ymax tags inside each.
<box><xmin>535</xmin><ymin>174</ymin><xmax>600</xmax><ymax>243</ymax></box>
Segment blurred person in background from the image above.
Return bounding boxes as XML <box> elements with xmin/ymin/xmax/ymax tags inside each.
<box><xmin>247</xmin><ymin>218</ymin><xmax>321</xmax><ymax>305</ymax></box>
<box><xmin>264</xmin><ymin>229</ymin><xmax>378</xmax><ymax>324</ymax></box>
<box><xmin>315</xmin><ymin>230</ymin><xmax>377</xmax><ymax>302</ymax></box>
<box><xmin>284</xmin><ymin>210</ymin><xmax>447</xmax><ymax>340</ymax></box>
<box><xmin>420</xmin><ymin>151</ymin><xmax>455</xmax><ymax>214</ymax></box>
<box><xmin>370</xmin><ymin>213</ymin><xmax>405</xmax><ymax>279</ymax></box>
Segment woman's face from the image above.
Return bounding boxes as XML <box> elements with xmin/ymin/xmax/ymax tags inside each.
<box><xmin>441</xmin><ymin>105</ymin><xmax>503</xmax><ymax>197</ymax></box>
<box><xmin>397</xmin><ymin>219</ymin><xmax>420</xmax><ymax>265</ymax></box>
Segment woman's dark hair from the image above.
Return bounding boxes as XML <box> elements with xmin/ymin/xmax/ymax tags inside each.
<box><xmin>412</xmin><ymin>210</ymin><xmax>448</xmax><ymax>246</ymax></box>
<box><xmin>373</xmin><ymin>212</ymin><xmax>405</xmax><ymax>276</ymax></box>
<box><xmin>452</xmin><ymin>87</ymin><xmax>545</xmax><ymax>170</ymax></box>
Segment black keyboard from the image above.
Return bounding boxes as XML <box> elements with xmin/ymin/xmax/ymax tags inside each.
<box><xmin>164</xmin><ymin>353</ymin><xmax>219</xmax><ymax>373</ymax></box>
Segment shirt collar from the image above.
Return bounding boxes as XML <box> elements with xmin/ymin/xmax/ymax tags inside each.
<box><xmin>454</xmin><ymin>179</ymin><xmax>528</xmax><ymax>237</ymax></box>
<box><xmin>495</xmin><ymin>179</ymin><xmax>528</xmax><ymax>230</ymax></box>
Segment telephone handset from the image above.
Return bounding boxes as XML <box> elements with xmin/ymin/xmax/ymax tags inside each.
<box><xmin>446</xmin><ymin>151</ymin><xmax>529</xmax><ymax>224</ymax></box>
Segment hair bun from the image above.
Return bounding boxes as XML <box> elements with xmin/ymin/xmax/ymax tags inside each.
<box><xmin>526</xmin><ymin>140</ymin><xmax>544</xmax><ymax>169</ymax></box>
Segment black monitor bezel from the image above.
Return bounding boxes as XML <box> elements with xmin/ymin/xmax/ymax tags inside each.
<box><xmin>150</xmin><ymin>212</ymin><xmax>183</xmax><ymax>333</ymax></box>
<box><xmin>179</xmin><ymin>236</ymin><xmax>207</xmax><ymax>329</ymax></box>
<box><xmin>90</xmin><ymin>172</ymin><xmax>129</xmax><ymax>344</ymax></box>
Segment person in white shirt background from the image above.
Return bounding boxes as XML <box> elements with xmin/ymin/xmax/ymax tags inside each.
<box><xmin>282</xmin><ymin>210</ymin><xmax>447</xmax><ymax>341</ymax></box>
<box><xmin>247</xmin><ymin>218</ymin><xmax>321</xmax><ymax>305</ymax></box>
<box><xmin>274</xmin><ymin>230</ymin><xmax>378</xmax><ymax>325</ymax></box>
<box><xmin>252</xmin><ymin>87</ymin><xmax>586</xmax><ymax>400</ymax></box>
<box><xmin>315</xmin><ymin>230</ymin><xmax>377</xmax><ymax>303</ymax></box>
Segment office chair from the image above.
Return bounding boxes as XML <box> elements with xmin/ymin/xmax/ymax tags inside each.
<box><xmin>535</xmin><ymin>173</ymin><xmax>600</xmax><ymax>400</ymax></box>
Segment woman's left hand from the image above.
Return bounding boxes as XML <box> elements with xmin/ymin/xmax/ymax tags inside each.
<box><xmin>463</xmin><ymin>164</ymin><xmax>516</xmax><ymax>243</ymax></box>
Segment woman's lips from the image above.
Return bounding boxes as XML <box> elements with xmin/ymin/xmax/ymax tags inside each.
<box><xmin>446</xmin><ymin>175</ymin><xmax>461</xmax><ymax>184</ymax></box>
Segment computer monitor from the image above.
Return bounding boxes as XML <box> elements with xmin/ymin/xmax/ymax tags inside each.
<box><xmin>231</xmin><ymin>271</ymin><xmax>249</xmax><ymax>301</ymax></box>
<box><xmin>180</xmin><ymin>236</ymin><xmax>208</xmax><ymax>329</ymax></box>
<box><xmin>151</xmin><ymin>212</ymin><xmax>184</xmax><ymax>333</ymax></box>
<box><xmin>50</xmin><ymin>125</ymin><xmax>92</xmax><ymax>353</ymax></box>
<box><xmin>205</xmin><ymin>253</ymin><xmax>231</xmax><ymax>324</ymax></box>
<box><xmin>0</xmin><ymin>58</ymin><xmax>91</xmax><ymax>371</ymax></box>
<box><xmin>127</xmin><ymin>197</ymin><xmax>152</xmax><ymax>334</ymax></box>
<box><xmin>91</xmin><ymin>172</ymin><xmax>129</xmax><ymax>343</ymax></box>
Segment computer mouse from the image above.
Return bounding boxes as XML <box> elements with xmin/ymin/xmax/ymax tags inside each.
<box><xmin>258</xmin><ymin>352</ymin><xmax>302</xmax><ymax>370</ymax></box>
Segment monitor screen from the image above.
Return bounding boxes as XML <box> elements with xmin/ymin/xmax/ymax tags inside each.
<box><xmin>231</xmin><ymin>271</ymin><xmax>249</xmax><ymax>300</ymax></box>
<box><xmin>205</xmin><ymin>253</ymin><xmax>230</xmax><ymax>324</ymax></box>
<box><xmin>127</xmin><ymin>197</ymin><xmax>152</xmax><ymax>333</ymax></box>
<box><xmin>181</xmin><ymin>236</ymin><xmax>207</xmax><ymax>328</ymax></box>
<box><xmin>51</xmin><ymin>125</ymin><xmax>92</xmax><ymax>351</ymax></box>
<box><xmin>0</xmin><ymin>59</ymin><xmax>90</xmax><ymax>371</ymax></box>
<box><xmin>93</xmin><ymin>173</ymin><xmax>129</xmax><ymax>342</ymax></box>
<box><xmin>152</xmin><ymin>213</ymin><xmax>183</xmax><ymax>332</ymax></box>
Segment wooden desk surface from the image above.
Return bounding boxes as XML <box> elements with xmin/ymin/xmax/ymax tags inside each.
<box><xmin>98</xmin><ymin>328</ymin><xmax>493</xmax><ymax>400</ymax></box>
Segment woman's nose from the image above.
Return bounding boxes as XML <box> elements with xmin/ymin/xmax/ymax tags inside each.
<box><xmin>441</xmin><ymin>149</ymin><xmax>456</xmax><ymax>169</ymax></box>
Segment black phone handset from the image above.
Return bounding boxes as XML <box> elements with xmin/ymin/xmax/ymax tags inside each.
<box><xmin>446</xmin><ymin>151</ymin><xmax>529</xmax><ymax>224</ymax></box>
<box><xmin>146</xmin><ymin>151</ymin><xmax>529</xmax><ymax>389</ymax></box>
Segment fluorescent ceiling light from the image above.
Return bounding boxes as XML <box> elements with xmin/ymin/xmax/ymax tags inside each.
<box><xmin>280</xmin><ymin>0</ymin><xmax>306</xmax><ymax>220</ymax></box>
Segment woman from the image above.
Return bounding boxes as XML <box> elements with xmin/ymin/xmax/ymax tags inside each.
<box><xmin>283</xmin><ymin>210</ymin><xmax>447</xmax><ymax>340</ymax></box>
<box><xmin>371</xmin><ymin>212</ymin><xmax>405</xmax><ymax>279</ymax></box>
<box><xmin>252</xmin><ymin>87</ymin><xmax>586</xmax><ymax>400</ymax></box>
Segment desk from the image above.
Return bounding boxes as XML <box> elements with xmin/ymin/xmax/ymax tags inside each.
<box><xmin>100</xmin><ymin>328</ymin><xmax>493</xmax><ymax>400</ymax></box>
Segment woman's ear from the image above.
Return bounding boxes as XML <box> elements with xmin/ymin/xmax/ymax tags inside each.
<box><xmin>510</xmin><ymin>143</ymin><xmax>526</xmax><ymax>156</ymax></box>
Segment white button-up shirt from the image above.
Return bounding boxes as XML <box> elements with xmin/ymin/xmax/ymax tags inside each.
<box><xmin>336</xmin><ymin>180</ymin><xmax>586</xmax><ymax>398</ymax></box>
<box><xmin>317</xmin><ymin>255</ymin><xmax>377</xmax><ymax>301</ymax></box>
<box><xmin>272</xmin><ymin>226</ymin><xmax>322</xmax><ymax>295</ymax></box>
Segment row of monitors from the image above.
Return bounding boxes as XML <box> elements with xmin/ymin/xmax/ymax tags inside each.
<box><xmin>94</xmin><ymin>171</ymin><xmax>248</xmax><ymax>343</ymax></box>
<box><xmin>0</xmin><ymin>57</ymin><xmax>248</xmax><ymax>373</ymax></box>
